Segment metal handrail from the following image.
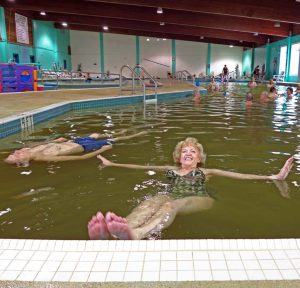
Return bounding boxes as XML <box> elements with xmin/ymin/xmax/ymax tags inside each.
<box><xmin>176</xmin><ymin>70</ymin><xmax>193</xmax><ymax>81</ymax></box>
<box><xmin>120</xmin><ymin>64</ymin><xmax>139</xmax><ymax>93</ymax></box>
<box><xmin>40</xmin><ymin>70</ymin><xmax>59</xmax><ymax>89</ymax></box>
<box><xmin>132</xmin><ymin>64</ymin><xmax>158</xmax><ymax>103</ymax></box>
<box><xmin>120</xmin><ymin>65</ymin><xmax>158</xmax><ymax>103</ymax></box>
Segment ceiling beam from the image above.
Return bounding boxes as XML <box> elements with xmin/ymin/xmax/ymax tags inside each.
<box><xmin>55</xmin><ymin>23</ymin><xmax>256</xmax><ymax>47</ymax></box>
<box><xmin>36</xmin><ymin>13</ymin><xmax>268</xmax><ymax>45</ymax></box>
<box><xmin>3</xmin><ymin>0</ymin><xmax>290</xmax><ymax>37</ymax></box>
<box><xmin>86</xmin><ymin>0</ymin><xmax>300</xmax><ymax>24</ymax></box>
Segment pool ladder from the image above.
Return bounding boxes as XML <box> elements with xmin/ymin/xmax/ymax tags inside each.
<box><xmin>120</xmin><ymin>64</ymin><xmax>158</xmax><ymax>106</ymax></box>
<box><xmin>176</xmin><ymin>70</ymin><xmax>193</xmax><ymax>82</ymax></box>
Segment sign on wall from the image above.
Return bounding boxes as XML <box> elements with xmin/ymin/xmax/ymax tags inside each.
<box><xmin>15</xmin><ymin>13</ymin><xmax>29</xmax><ymax>44</ymax></box>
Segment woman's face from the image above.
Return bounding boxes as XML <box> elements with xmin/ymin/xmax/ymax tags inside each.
<box><xmin>180</xmin><ymin>145</ymin><xmax>201</xmax><ymax>167</ymax></box>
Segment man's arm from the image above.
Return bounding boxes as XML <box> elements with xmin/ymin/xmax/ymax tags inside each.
<box><xmin>112</xmin><ymin>131</ymin><xmax>147</xmax><ymax>142</ymax></box>
<box><xmin>33</xmin><ymin>145</ymin><xmax>112</xmax><ymax>162</ymax></box>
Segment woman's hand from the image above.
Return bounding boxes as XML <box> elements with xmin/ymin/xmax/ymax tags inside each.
<box><xmin>270</xmin><ymin>155</ymin><xmax>294</xmax><ymax>180</ymax></box>
<box><xmin>97</xmin><ymin>154</ymin><xmax>113</xmax><ymax>167</ymax></box>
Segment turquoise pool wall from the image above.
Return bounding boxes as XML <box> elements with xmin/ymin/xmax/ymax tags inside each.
<box><xmin>0</xmin><ymin>7</ymin><xmax>8</xmax><ymax>63</ymax></box>
<box><xmin>242</xmin><ymin>49</ymin><xmax>252</xmax><ymax>76</ymax></box>
<box><xmin>56</xmin><ymin>28</ymin><xmax>71</xmax><ymax>70</ymax></box>
<box><xmin>0</xmin><ymin>7</ymin><xmax>71</xmax><ymax>70</ymax></box>
<box><xmin>33</xmin><ymin>20</ymin><xmax>71</xmax><ymax>70</ymax></box>
<box><xmin>0</xmin><ymin>91</ymin><xmax>192</xmax><ymax>139</ymax></box>
<box><xmin>0</xmin><ymin>7</ymin><xmax>33</xmax><ymax>64</ymax></box>
<box><xmin>243</xmin><ymin>34</ymin><xmax>300</xmax><ymax>82</ymax></box>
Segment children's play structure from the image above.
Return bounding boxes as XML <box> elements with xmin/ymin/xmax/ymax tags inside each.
<box><xmin>0</xmin><ymin>64</ymin><xmax>37</xmax><ymax>93</ymax></box>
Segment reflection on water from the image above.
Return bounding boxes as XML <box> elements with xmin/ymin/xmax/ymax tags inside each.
<box><xmin>0</xmin><ymin>83</ymin><xmax>299</xmax><ymax>240</ymax></box>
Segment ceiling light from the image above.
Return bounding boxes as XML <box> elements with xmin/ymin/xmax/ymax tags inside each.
<box><xmin>162</xmin><ymin>38</ymin><xmax>167</xmax><ymax>41</ymax></box>
<box><xmin>274</xmin><ymin>22</ymin><xmax>281</xmax><ymax>27</ymax></box>
<box><xmin>40</xmin><ymin>11</ymin><xmax>46</xmax><ymax>16</ymax></box>
<box><xmin>296</xmin><ymin>0</ymin><xmax>300</xmax><ymax>2</ymax></box>
<box><xmin>62</xmin><ymin>22</ymin><xmax>68</xmax><ymax>27</ymax></box>
<box><xmin>253</xmin><ymin>32</ymin><xmax>259</xmax><ymax>36</ymax></box>
<box><xmin>239</xmin><ymin>40</ymin><xmax>243</xmax><ymax>43</ymax></box>
<box><xmin>146</xmin><ymin>38</ymin><xmax>150</xmax><ymax>41</ymax></box>
<box><xmin>160</xmin><ymin>22</ymin><xmax>165</xmax><ymax>26</ymax></box>
<box><xmin>103</xmin><ymin>26</ymin><xmax>109</xmax><ymax>31</ymax></box>
<box><xmin>157</xmin><ymin>7</ymin><xmax>163</xmax><ymax>14</ymax></box>
<box><xmin>200</xmin><ymin>36</ymin><xmax>204</xmax><ymax>40</ymax></box>
<box><xmin>229</xmin><ymin>45</ymin><xmax>234</xmax><ymax>48</ymax></box>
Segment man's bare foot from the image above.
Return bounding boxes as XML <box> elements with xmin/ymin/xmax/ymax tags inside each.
<box><xmin>105</xmin><ymin>212</ymin><xmax>136</xmax><ymax>240</ymax></box>
<box><xmin>88</xmin><ymin>212</ymin><xmax>113</xmax><ymax>240</ymax></box>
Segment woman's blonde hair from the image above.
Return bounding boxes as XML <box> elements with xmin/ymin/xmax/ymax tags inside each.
<box><xmin>173</xmin><ymin>137</ymin><xmax>206</xmax><ymax>167</ymax></box>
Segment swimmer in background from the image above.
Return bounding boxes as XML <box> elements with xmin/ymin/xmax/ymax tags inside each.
<box><xmin>295</xmin><ymin>84</ymin><xmax>300</xmax><ymax>95</ymax></box>
<box><xmin>267</xmin><ymin>79</ymin><xmax>275</xmax><ymax>88</ymax></box>
<box><xmin>4</xmin><ymin>130</ymin><xmax>146</xmax><ymax>167</ymax></box>
<box><xmin>192</xmin><ymin>89</ymin><xmax>201</xmax><ymax>103</ymax></box>
<box><xmin>260</xmin><ymin>91</ymin><xmax>269</xmax><ymax>103</ymax></box>
<box><xmin>268</xmin><ymin>86</ymin><xmax>278</xmax><ymax>100</ymax></box>
<box><xmin>246</xmin><ymin>92</ymin><xmax>253</xmax><ymax>107</ymax></box>
<box><xmin>192</xmin><ymin>77</ymin><xmax>203</xmax><ymax>103</ymax></box>
<box><xmin>286</xmin><ymin>87</ymin><xmax>294</xmax><ymax>100</ymax></box>
<box><xmin>208</xmin><ymin>76</ymin><xmax>219</xmax><ymax>92</ymax></box>
<box><xmin>248</xmin><ymin>77</ymin><xmax>257</xmax><ymax>88</ymax></box>
<box><xmin>88</xmin><ymin>137</ymin><xmax>294</xmax><ymax>240</ymax></box>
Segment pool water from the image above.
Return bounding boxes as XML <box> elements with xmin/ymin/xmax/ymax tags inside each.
<box><xmin>0</xmin><ymin>84</ymin><xmax>299</xmax><ymax>240</ymax></box>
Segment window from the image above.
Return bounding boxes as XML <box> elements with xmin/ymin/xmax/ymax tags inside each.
<box><xmin>12</xmin><ymin>53</ymin><xmax>20</xmax><ymax>63</ymax></box>
<box><xmin>289</xmin><ymin>43</ymin><xmax>300</xmax><ymax>76</ymax></box>
<box><xmin>278</xmin><ymin>46</ymin><xmax>287</xmax><ymax>75</ymax></box>
<box><xmin>30</xmin><ymin>55</ymin><xmax>35</xmax><ymax>63</ymax></box>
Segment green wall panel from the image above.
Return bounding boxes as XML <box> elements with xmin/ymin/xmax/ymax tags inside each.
<box><xmin>0</xmin><ymin>7</ymin><xmax>8</xmax><ymax>62</ymax></box>
<box><xmin>242</xmin><ymin>49</ymin><xmax>252</xmax><ymax>76</ymax></box>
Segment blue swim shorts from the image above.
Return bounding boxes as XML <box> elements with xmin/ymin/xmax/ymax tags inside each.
<box><xmin>73</xmin><ymin>137</ymin><xmax>114</xmax><ymax>152</ymax></box>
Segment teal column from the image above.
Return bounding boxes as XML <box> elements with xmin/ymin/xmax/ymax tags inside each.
<box><xmin>135</xmin><ymin>36</ymin><xmax>140</xmax><ymax>77</ymax></box>
<box><xmin>206</xmin><ymin>43</ymin><xmax>211</xmax><ymax>76</ymax></box>
<box><xmin>285</xmin><ymin>34</ymin><xmax>292</xmax><ymax>82</ymax></box>
<box><xmin>100</xmin><ymin>32</ymin><xmax>104</xmax><ymax>74</ymax></box>
<box><xmin>265</xmin><ymin>41</ymin><xmax>271</xmax><ymax>80</ymax></box>
<box><xmin>251</xmin><ymin>48</ymin><xmax>255</xmax><ymax>75</ymax></box>
<box><xmin>0</xmin><ymin>7</ymin><xmax>8</xmax><ymax>62</ymax></box>
<box><xmin>172</xmin><ymin>39</ymin><xmax>176</xmax><ymax>75</ymax></box>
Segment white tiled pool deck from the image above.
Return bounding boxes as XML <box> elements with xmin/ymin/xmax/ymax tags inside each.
<box><xmin>0</xmin><ymin>239</ymin><xmax>300</xmax><ymax>283</ymax></box>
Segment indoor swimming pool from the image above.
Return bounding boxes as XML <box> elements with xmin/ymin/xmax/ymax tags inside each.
<box><xmin>0</xmin><ymin>84</ymin><xmax>299</xmax><ymax>241</ymax></box>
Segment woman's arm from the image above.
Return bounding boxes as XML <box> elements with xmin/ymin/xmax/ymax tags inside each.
<box><xmin>34</xmin><ymin>145</ymin><xmax>112</xmax><ymax>162</ymax></box>
<box><xmin>97</xmin><ymin>154</ymin><xmax>176</xmax><ymax>171</ymax></box>
<box><xmin>203</xmin><ymin>155</ymin><xmax>294</xmax><ymax>181</ymax></box>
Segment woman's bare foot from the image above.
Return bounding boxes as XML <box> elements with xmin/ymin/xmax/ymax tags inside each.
<box><xmin>87</xmin><ymin>212</ymin><xmax>114</xmax><ymax>240</ymax></box>
<box><xmin>105</xmin><ymin>212</ymin><xmax>136</xmax><ymax>240</ymax></box>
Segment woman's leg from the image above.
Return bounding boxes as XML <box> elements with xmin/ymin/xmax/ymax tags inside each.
<box><xmin>131</xmin><ymin>196</ymin><xmax>214</xmax><ymax>239</ymax></box>
<box><xmin>87</xmin><ymin>195</ymin><xmax>171</xmax><ymax>240</ymax></box>
<box><xmin>126</xmin><ymin>195</ymin><xmax>172</xmax><ymax>228</ymax></box>
<box><xmin>88</xmin><ymin>196</ymin><xmax>214</xmax><ymax>240</ymax></box>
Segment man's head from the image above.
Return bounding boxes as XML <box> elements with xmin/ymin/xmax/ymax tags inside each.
<box><xmin>287</xmin><ymin>87</ymin><xmax>293</xmax><ymax>97</ymax></box>
<box><xmin>4</xmin><ymin>148</ymin><xmax>31</xmax><ymax>167</ymax></box>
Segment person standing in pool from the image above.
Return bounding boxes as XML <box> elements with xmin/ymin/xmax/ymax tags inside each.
<box><xmin>88</xmin><ymin>137</ymin><xmax>294</xmax><ymax>240</ymax></box>
<box><xmin>4</xmin><ymin>130</ymin><xmax>146</xmax><ymax>167</ymax></box>
<box><xmin>222</xmin><ymin>65</ymin><xmax>229</xmax><ymax>82</ymax></box>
